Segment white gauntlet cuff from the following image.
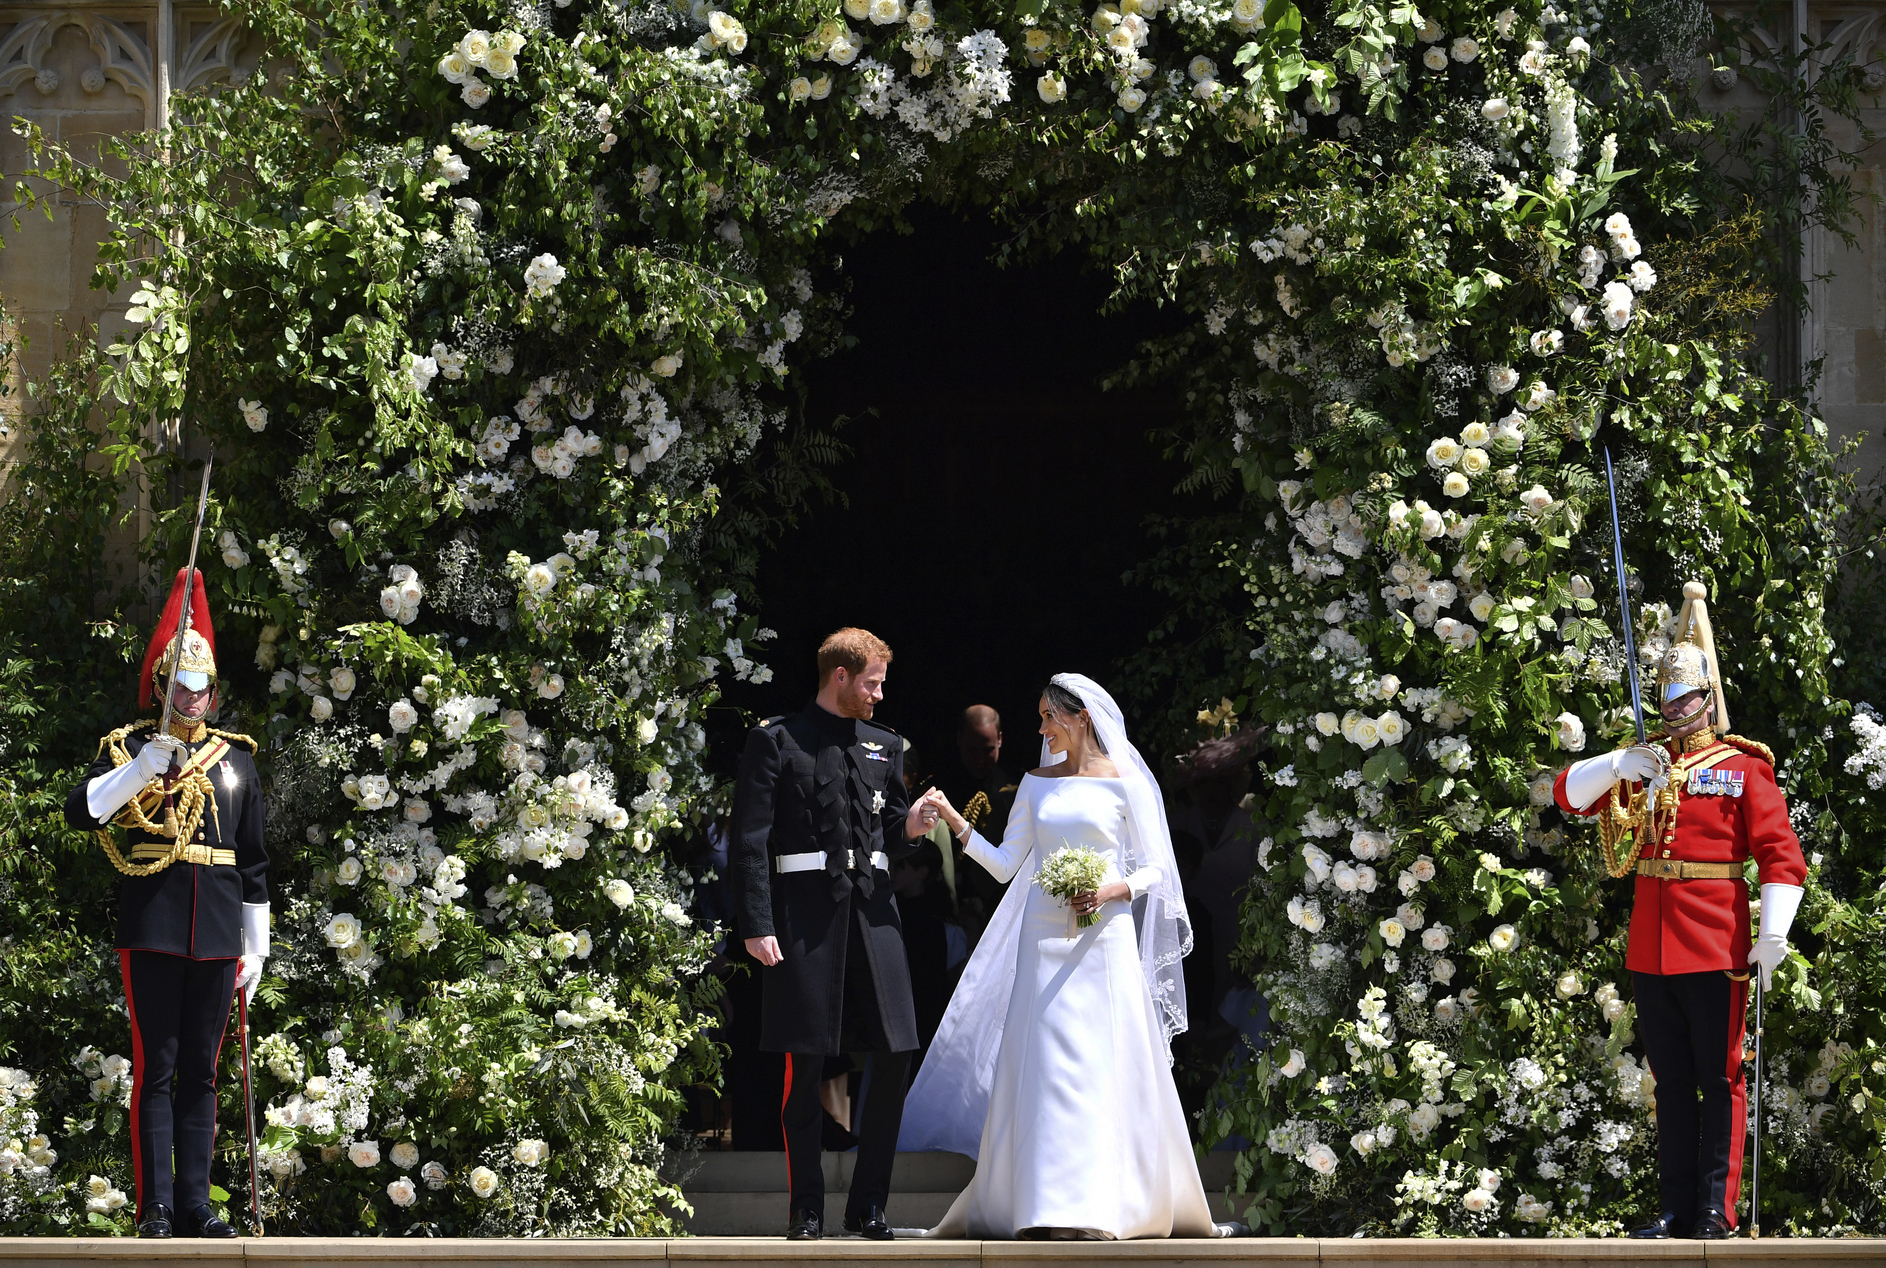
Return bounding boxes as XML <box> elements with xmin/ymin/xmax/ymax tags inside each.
<box><xmin>242</xmin><ymin>903</ymin><xmax>271</xmax><ymax>958</ymax></box>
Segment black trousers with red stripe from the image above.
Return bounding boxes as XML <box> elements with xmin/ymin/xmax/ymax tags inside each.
<box><xmin>1633</xmin><ymin>969</ymin><xmax>1748</xmax><ymax>1227</ymax></box>
<box><xmin>120</xmin><ymin>950</ymin><xmax>238</xmax><ymax>1217</ymax></box>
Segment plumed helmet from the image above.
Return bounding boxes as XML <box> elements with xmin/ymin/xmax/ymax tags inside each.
<box><xmin>1655</xmin><ymin>580</ymin><xmax>1728</xmax><ymax>732</ymax></box>
<box><xmin>140</xmin><ymin>567</ymin><xmax>218</xmax><ymax>709</ymax></box>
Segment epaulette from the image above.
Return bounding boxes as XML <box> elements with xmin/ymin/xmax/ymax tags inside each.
<box><xmin>1721</xmin><ymin>734</ymin><xmax>1776</xmax><ymax>766</ymax></box>
<box><xmin>210</xmin><ymin>727</ymin><xmax>259</xmax><ymax>754</ymax></box>
<box><xmin>95</xmin><ymin>719</ymin><xmax>157</xmax><ymax>761</ymax></box>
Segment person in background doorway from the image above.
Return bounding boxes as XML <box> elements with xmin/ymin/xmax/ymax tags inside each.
<box><xmin>936</xmin><ymin>705</ymin><xmax>1018</xmax><ymax>941</ymax></box>
<box><xmin>1169</xmin><ymin>728</ymin><xmax>1269</xmax><ymax>1020</ymax></box>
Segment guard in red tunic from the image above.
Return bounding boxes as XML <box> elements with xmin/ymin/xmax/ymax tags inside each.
<box><xmin>63</xmin><ymin>570</ymin><xmax>270</xmax><ymax>1239</ymax></box>
<box><xmin>1555</xmin><ymin>581</ymin><xmax>1805</xmax><ymax>1240</ymax></box>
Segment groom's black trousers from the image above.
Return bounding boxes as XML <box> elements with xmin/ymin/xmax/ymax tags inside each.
<box><xmin>782</xmin><ymin>915</ymin><xmax>910</xmax><ymax>1221</ymax></box>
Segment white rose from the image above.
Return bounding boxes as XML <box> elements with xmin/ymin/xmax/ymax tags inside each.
<box><xmin>329</xmin><ymin>666</ymin><xmax>357</xmax><ymax>699</ymax></box>
<box><xmin>1556</xmin><ymin>972</ymin><xmax>1585</xmax><ymax>999</ymax></box>
<box><xmin>1488</xmin><ymin>924</ymin><xmax>1518</xmax><ymax>952</ymax></box>
<box><xmin>469</xmin><ymin>1165</ymin><xmax>501</xmax><ymax>1198</ymax></box>
<box><xmin>387</xmin><ymin>1176</ymin><xmax>417</xmax><ymax>1206</ymax></box>
<box><xmin>348</xmin><ymin>1139</ymin><xmax>381</xmax><ymax>1168</ymax></box>
<box><xmin>388</xmin><ymin>699</ymin><xmax>419</xmax><ymax>733</ymax></box>
<box><xmin>422</xmin><ymin>1160</ymin><xmax>449</xmax><ymax>1189</ymax></box>
<box><xmin>1280</xmin><ymin>1048</ymin><xmax>1306</xmax><ymax>1077</ymax></box>
<box><xmin>310</xmin><ymin>695</ymin><xmax>333</xmax><ymax>721</ymax></box>
<box><xmin>1037</xmin><ymin>73</ymin><xmax>1066</xmax><ymax>103</ymax></box>
<box><xmin>1314</xmin><ymin>711</ymin><xmax>1340</xmax><ymax>736</ymax></box>
<box><xmin>652</xmin><ymin>353</ymin><xmax>684</xmax><ymax>378</ymax></box>
<box><xmin>391</xmin><ymin>1141</ymin><xmax>420</xmax><ymax>1170</ymax></box>
<box><xmin>1468</xmin><ymin>592</ymin><xmax>1496</xmax><ymax>621</ymax></box>
<box><xmin>1351</xmin><ymin>1129</ymin><xmax>1378</xmax><ymax>1156</ymax></box>
<box><xmin>1442</xmin><ymin>472</ymin><xmax>1471</xmax><ymax>498</ymax></box>
<box><xmin>323</xmin><ymin>913</ymin><xmax>362</xmax><ymax>949</ymax></box>
<box><xmin>514</xmin><ymin>1138</ymin><xmax>549</xmax><ymax>1167</ymax></box>
<box><xmin>538</xmin><ymin>673</ymin><xmax>564</xmax><ymax>699</ymax></box>
<box><xmin>461</xmin><ymin>78</ymin><xmax>492</xmax><ymax>108</ymax></box>
<box><xmin>1304</xmin><ymin>1142</ymin><xmax>1339</xmax><ymax>1175</ymax></box>
<box><xmin>1451</xmin><ymin>35</ymin><xmax>1480</xmax><ymax>62</ymax></box>
<box><xmin>1555</xmin><ymin>711</ymin><xmax>1587</xmax><ymax>752</ymax></box>
<box><xmin>1425</xmin><ymin>436</ymin><xmax>1463</xmax><ymax>469</ymax></box>
<box><xmin>403</xmin><ymin>797</ymin><xmax>431</xmax><ymax>824</ymax></box>
<box><xmin>1352</xmin><ymin>716</ymin><xmax>1381</xmax><ymax>749</ymax></box>
<box><xmin>1376</xmin><ymin>711</ymin><xmax>1406</xmax><ymax>745</ymax></box>
<box><xmin>604</xmin><ymin>878</ymin><xmax>635</xmax><ymax>908</ymax></box>
<box><xmin>1422</xmin><ymin>925</ymin><xmax>1451</xmax><ymax>952</ymax></box>
<box><xmin>1430</xmin><ymin>957</ymin><xmax>1456</xmax><ymax>984</ymax></box>
<box><xmin>1411</xmin><ymin>855</ymin><xmax>1436</xmax><ymax>882</ymax></box>
<box><xmin>1379</xmin><ymin>918</ymin><xmax>1407</xmax><ymax>947</ymax></box>
<box><xmin>1423</xmin><ymin>46</ymin><xmax>1448</xmax><ymax>70</ymax></box>
<box><xmin>1118</xmin><ymin>86</ymin><xmax>1147</xmax><ymax>111</ymax></box>
<box><xmin>1458</xmin><ymin>446</ymin><xmax>1491</xmax><ymax>477</ymax></box>
<box><xmin>337</xmin><ymin>857</ymin><xmax>363</xmax><ymax>886</ymax></box>
<box><xmin>1408</xmin><ymin>1102</ymin><xmax>1441</xmax><ymax>1135</ymax></box>
<box><xmin>437</xmin><ymin>51</ymin><xmax>474</xmax><ymax>83</ymax></box>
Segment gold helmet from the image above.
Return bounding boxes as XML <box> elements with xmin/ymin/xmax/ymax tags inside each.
<box><xmin>1655</xmin><ymin>580</ymin><xmax>1729</xmax><ymax>732</ymax></box>
<box><xmin>156</xmin><ymin>626</ymin><xmax>218</xmax><ymax>693</ymax></box>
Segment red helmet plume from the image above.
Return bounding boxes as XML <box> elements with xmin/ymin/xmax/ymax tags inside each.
<box><xmin>139</xmin><ymin>567</ymin><xmax>218</xmax><ymax>710</ymax></box>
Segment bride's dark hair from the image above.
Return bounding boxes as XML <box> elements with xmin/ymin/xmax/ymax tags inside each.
<box><xmin>1042</xmin><ymin>680</ymin><xmax>1107</xmax><ymax>752</ymax></box>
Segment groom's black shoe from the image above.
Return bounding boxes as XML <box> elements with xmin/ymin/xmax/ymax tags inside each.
<box><xmin>787</xmin><ymin>1208</ymin><xmax>822</xmax><ymax>1240</ymax></box>
<box><xmin>1693</xmin><ymin>1209</ymin><xmax>1735</xmax><ymax>1240</ymax></box>
<box><xmin>1628</xmin><ymin>1211</ymin><xmax>1684</xmax><ymax>1239</ymax></box>
<box><xmin>844</xmin><ymin>1206</ymin><xmax>894</xmax><ymax>1240</ymax></box>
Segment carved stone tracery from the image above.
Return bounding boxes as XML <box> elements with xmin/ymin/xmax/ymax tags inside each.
<box><xmin>0</xmin><ymin>11</ymin><xmax>154</xmax><ymax>108</ymax></box>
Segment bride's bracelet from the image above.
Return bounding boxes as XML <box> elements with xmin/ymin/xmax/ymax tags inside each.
<box><xmin>952</xmin><ymin>819</ymin><xmax>971</xmax><ymax>843</ymax></box>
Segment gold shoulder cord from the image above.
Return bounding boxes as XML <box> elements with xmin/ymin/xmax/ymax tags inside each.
<box><xmin>961</xmin><ymin>791</ymin><xmax>992</xmax><ymax>833</ymax></box>
<box><xmin>1594</xmin><ymin>732</ymin><xmax>1760</xmax><ymax>880</ymax></box>
<box><xmin>94</xmin><ymin>722</ymin><xmax>223</xmax><ymax>878</ymax></box>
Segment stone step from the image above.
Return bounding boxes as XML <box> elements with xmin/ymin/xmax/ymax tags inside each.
<box><xmin>672</xmin><ymin>1152</ymin><xmax>1246</xmax><ymax>1236</ymax></box>
<box><xmin>2</xmin><ymin>1234</ymin><xmax>1883</xmax><ymax>1265</ymax></box>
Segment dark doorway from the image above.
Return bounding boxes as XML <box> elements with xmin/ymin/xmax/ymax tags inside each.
<box><xmin>721</xmin><ymin>206</ymin><xmax>1198</xmax><ymax>772</ymax></box>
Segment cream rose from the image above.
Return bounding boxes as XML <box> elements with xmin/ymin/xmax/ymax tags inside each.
<box><xmin>469</xmin><ymin>1165</ymin><xmax>501</xmax><ymax>1198</ymax></box>
<box><xmin>1488</xmin><ymin>923</ymin><xmax>1518</xmax><ymax>952</ymax></box>
<box><xmin>348</xmin><ymin>1140</ymin><xmax>381</xmax><ymax>1168</ymax></box>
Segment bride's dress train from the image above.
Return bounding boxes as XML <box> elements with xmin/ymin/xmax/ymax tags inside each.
<box><xmin>926</xmin><ymin>773</ymin><xmax>1215</xmax><ymax>1238</ymax></box>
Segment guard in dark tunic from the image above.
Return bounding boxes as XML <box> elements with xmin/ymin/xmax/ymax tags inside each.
<box><xmin>64</xmin><ymin>568</ymin><xmax>270</xmax><ymax>1239</ymax></box>
<box><xmin>1555</xmin><ymin>582</ymin><xmax>1805</xmax><ymax>1240</ymax></box>
<box><xmin>730</xmin><ymin>628</ymin><xmax>936</xmax><ymax>1240</ymax></box>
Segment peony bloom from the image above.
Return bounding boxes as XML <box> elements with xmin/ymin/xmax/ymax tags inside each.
<box><xmin>468</xmin><ymin>1165</ymin><xmax>501</xmax><ymax>1198</ymax></box>
<box><xmin>348</xmin><ymin>1140</ymin><xmax>381</xmax><ymax>1169</ymax></box>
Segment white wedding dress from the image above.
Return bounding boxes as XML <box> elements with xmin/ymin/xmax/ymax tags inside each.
<box><xmin>924</xmin><ymin>772</ymin><xmax>1217</xmax><ymax>1239</ymax></box>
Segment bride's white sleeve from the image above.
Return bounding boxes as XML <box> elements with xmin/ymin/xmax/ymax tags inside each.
<box><xmin>1124</xmin><ymin>866</ymin><xmax>1163</xmax><ymax>899</ymax></box>
<box><xmin>965</xmin><ymin>782</ymin><xmax>1035</xmax><ymax>884</ymax></box>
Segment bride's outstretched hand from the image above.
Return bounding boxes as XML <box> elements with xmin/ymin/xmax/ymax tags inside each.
<box><xmin>917</xmin><ymin>789</ymin><xmax>969</xmax><ymax>840</ymax></box>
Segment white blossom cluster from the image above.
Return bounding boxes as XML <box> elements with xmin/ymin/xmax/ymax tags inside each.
<box><xmin>437</xmin><ymin>28</ymin><xmax>527</xmax><ymax>109</ymax></box>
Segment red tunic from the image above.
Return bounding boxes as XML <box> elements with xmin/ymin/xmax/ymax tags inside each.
<box><xmin>1555</xmin><ymin>738</ymin><xmax>1806</xmax><ymax>976</ymax></box>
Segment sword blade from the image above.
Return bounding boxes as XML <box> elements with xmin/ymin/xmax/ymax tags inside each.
<box><xmin>239</xmin><ymin>990</ymin><xmax>264</xmax><ymax>1235</ymax></box>
<box><xmin>155</xmin><ymin>450</ymin><xmax>216</xmax><ymax>737</ymax></box>
<box><xmin>1604</xmin><ymin>448</ymin><xmax>1647</xmax><ymax>745</ymax></box>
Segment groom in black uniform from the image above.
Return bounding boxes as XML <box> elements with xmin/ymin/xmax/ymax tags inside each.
<box><xmin>731</xmin><ymin>627</ymin><xmax>938</xmax><ymax>1240</ymax></box>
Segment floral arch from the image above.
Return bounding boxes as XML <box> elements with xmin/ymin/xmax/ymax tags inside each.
<box><xmin>2</xmin><ymin>0</ymin><xmax>1884</xmax><ymax>1240</ymax></box>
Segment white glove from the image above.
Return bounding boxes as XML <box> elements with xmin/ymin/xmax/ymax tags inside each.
<box><xmin>1561</xmin><ymin>745</ymin><xmax>1663</xmax><ymax>810</ymax></box>
<box><xmin>1747</xmin><ymin>882</ymin><xmax>1804</xmax><ymax>991</ymax></box>
<box><xmin>137</xmin><ymin>735</ymin><xmax>182</xmax><ymax>781</ymax></box>
<box><xmin>84</xmin><ymin>735</ymin><xmax>183</xmax><ymax>822</ymax></box>
<box><xmin>235</xmin><ymin>955</ymin><xmax>265</xmax><ymax>1006</ymax></box>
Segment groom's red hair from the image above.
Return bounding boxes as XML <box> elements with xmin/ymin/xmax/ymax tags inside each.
<box><xmin>818</xmin><ymin>627</ymin><xmax>892</xmax><ymax>683</ymax></box>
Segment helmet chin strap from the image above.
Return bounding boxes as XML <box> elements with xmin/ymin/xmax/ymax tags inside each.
<box><xmin>1664</xmin><ymin>694</ymin><xmax>1711</xmax><ymax>731</ymax></box>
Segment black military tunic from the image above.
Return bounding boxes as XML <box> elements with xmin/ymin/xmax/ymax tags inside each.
<box><xmin>731</xmin><ymin>703</ymin><xmax>920</xmax><ymax>1055</ymax></box>
<box><xmin>66</xmin><ymin>721</ymin><xmax>269</xmax><ymax>958</ymax></box>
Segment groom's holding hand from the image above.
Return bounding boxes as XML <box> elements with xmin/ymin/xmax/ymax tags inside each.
<box><xmin>731</xmin><ymin>627</ymin><xmax>941</xmax><ymax>1240</ymax></box>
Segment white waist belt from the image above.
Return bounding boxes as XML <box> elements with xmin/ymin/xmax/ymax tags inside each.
<box><xmin>775</xmin><ymin>849</ymin><xmax>889</xmax><ymax>875</ymax></box>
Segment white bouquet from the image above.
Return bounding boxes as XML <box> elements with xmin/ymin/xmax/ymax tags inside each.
<box><xmin>1034</xmin><ymin>843</ymin><xmax>1110</xmax><ymax>931</ymax></box>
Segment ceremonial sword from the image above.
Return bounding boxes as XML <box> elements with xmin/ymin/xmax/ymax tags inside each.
<box><xmin>239</xmin><ymin>991</ymin><xmax>265</xmax><ymax>1235</ymax></box>
<box><xmin>155</xmin><ymin>448</ymin><xmax>216</xmax><ymax>740</ymax></box>
<box><xmin>1602</xmin><ymin>447</ymin><xmax>1647</xmax><ymax>745</ymax></box>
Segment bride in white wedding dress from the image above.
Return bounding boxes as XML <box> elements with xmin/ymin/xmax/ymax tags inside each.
<box><xmin>899</xmin><ymin>674</ymin><xmax>1229</xmax><ymax>1240</ymax></box>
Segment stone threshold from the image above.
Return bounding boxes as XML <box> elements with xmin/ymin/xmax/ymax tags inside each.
<box><xmin>2</xmin><ymin>1235</ymin><xmax>1884</xmax><ymax>1266</ymax></box>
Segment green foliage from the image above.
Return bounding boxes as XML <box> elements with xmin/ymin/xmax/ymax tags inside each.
<box><xmin>0</xmin><ymin>0</ymin><xmax>1881</xmax><ymax>1238</ymax></box>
